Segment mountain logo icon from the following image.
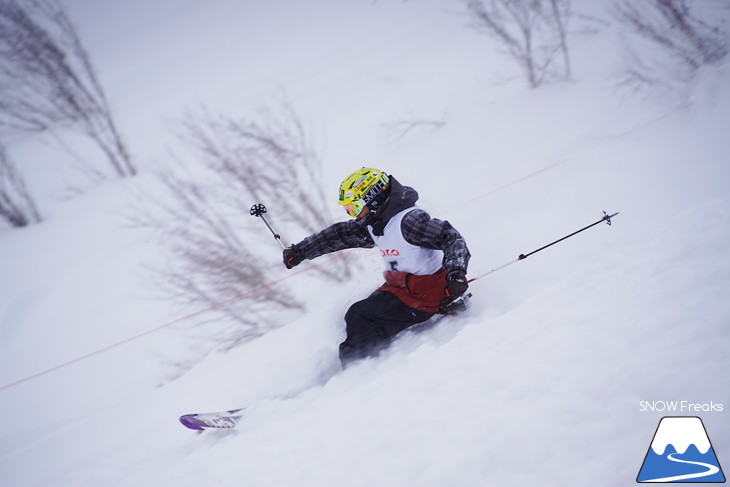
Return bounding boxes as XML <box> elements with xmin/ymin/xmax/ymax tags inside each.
<box><xmin>637</xmin><ymin>416</ymin><xmax>726</xmax><ymax>483</ymax></box>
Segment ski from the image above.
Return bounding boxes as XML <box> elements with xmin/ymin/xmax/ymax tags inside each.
<box><xmin>179</xmin><ymin>408</ymin><xmax>245</xmax><ymax>430</ymax></box>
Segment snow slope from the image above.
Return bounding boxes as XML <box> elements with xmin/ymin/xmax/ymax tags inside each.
<box><xmin>1</xmin><ymin>1</ymin><xmax>729</xmax><ymax>486</ymax></box>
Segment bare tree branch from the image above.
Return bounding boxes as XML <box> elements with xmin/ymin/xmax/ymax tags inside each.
<box><xmin>613</xmin><ymin>0</ymin><xmax>729</xmax><ymax>100</ymax></box>
<box><xmin>464</xmin><ymin>0</ymin><xmax>572</xmax><ymax>88</ymax></box>
<box><xmin>380</xmin><ymin>111</ymin><xmax>446</xmax><ymax>148</ymax></box>
<box><xmin>0</xmin><ymin>143</ymin><xmax>42</xmax><ymax>227</ymax></box>
<box><xmin>0</xmin><ymin>0</ymin><xmax>135</xmax><ymax>179</ymax></box>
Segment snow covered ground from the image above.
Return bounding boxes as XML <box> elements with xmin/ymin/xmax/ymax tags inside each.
<box><xmin>1</xmin><ymin>1</ymin><xmax>729</xmax><ymax>486</ymax></box>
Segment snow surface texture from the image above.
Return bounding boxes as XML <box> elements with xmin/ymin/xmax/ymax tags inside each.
<box><xmin>1</xmin><ymin>1</ymin><xmax>729</xmax><ymax>486</ymax></box>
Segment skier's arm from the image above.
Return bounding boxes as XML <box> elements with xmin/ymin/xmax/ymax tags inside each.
<box><xmin>291</xmin><ymin>220</ymin><xmax>375</xmax><ymax>262</ymax></box>
<box><xmin>401</xmin><ymin>209</ymin><xmax>471</xmax><ymax>278</ymax></box>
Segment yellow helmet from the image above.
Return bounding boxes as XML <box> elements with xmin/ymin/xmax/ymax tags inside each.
<box><xmin>338</xmin><ymin>167</ymin><xmax>390</xmax><ymax>217</ymax></box>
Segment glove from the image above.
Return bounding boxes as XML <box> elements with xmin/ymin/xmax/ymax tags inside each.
<box><xmin>445</xmin><ymin>271</ymin><xmax>468</xmax><ymax>298</ymax></box>
<box><xmin>283</xmin><ymin>246</ymin><xmax>304</xmax><ymax>269</ymax></box>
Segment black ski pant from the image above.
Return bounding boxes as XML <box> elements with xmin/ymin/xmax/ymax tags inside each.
<box><xmin>339</xmin><ymin>290</ymin><xmax>434</xmax><ymax>368</ymax></box>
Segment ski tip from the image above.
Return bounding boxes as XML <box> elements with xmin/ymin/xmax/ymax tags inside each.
<box><xmin>179</xmin><ymin>415</ymin><xmax>206</xmax><ymax>431</ymax></box>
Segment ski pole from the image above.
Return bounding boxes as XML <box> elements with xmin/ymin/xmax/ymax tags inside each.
<box><xmin>469</xmin><ymin>211</ymin><xmax>619</xmax><ymax>282</ymax></box>
<box><xmin>250</xmin><ymin>203</ymin><xmax>286</xmax><ymax>249</ymax></box>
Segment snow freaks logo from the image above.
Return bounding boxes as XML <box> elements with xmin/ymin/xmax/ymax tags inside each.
<box><xmin>637</xmin><ymin>416</ymin><xmax>726</xmax><ymax>483</ymax></box>
<box><xmin>639</xmin><ymin>400</ymin><xmax>724</xmax><ymax>413</ymax></box>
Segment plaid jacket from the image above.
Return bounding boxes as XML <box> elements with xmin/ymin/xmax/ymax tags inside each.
<box><xmin>294</xmin><ymin>208</ymin><xmax>470</xmax><ymax>278</ymax></box>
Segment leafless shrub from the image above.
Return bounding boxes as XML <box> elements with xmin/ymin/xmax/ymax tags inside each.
<box><xmin>380</xmin><ymin>111</ymin><xmax>446</xmax><ymax>148</ymax></box>
<box><xmin>142</xmin><ymin>163</ymin><xmax>302</xmax><ymax>351</ymax></box>
<box><xmin>0</xmin><ymin>143</ymin><xmax>41</xmax><ymax>228</ymax></box>
<box><xmin>0</xmin><ymin>0</ymin><xmax>135</xmax><ymax>180</ymax></box>
<box><xmin>177</xmin><ymin>103</ymin><xmax>346</xmax><ymax>274</ymax></box>
<box><xmin>613</xmin><ymin>0</ymin><xmax>729</xmax><ymax>99</ymax></box>
<box><xmin>463</xmin><ymin>0</ymin><xmax>572</xmax><ymax>88</ymax></box>
<box><xmin>134</xmin><ymin>101</ymin><xmax>350</xmax><ymax>359</ymax></box>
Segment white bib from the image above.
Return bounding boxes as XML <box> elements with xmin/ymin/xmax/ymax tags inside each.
<box><xmin>368</xmin><ymin>207</ymin><xmax>443</xmax><ymax>276</ymax></box>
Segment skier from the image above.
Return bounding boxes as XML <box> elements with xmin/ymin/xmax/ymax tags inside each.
<box><xmin>282</xmin><ymin>168</ymin><xmax>471</xmax><ymax>367</ymax></box>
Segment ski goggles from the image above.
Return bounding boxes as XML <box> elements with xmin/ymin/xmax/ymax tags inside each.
<box><xmin>341</xmin><ymin>200</ymin><xmax>364</xmax><ymax>218</ymax></box>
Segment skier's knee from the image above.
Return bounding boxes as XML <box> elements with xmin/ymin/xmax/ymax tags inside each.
<box><xmin>344</xmin><ymin>300</ymin><xmax>369</xmax><ymax>325</ymax></box>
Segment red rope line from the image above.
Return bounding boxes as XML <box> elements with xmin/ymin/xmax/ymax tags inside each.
<box><xmin>435</xmin><ymin>158</ymin><xmax>570</xmax><ymax>217</ymax></box>
<box><xmin>0</xmin><ymin>254</ymin><xmax>342</xmax><ymax>392</ymax></box>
